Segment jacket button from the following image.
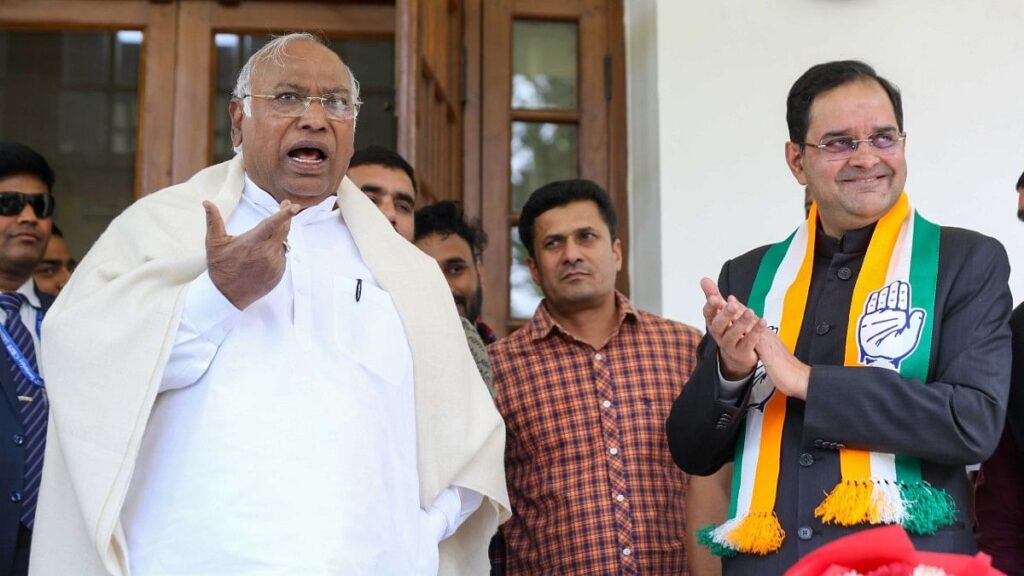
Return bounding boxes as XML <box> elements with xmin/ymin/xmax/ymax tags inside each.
<box><xmin>9</xmin><ymin>491</ymin><xmax>21</xmax><ymax>503</ymax></box>
<box><xmin>797</xmin><ymin>525</ymin><xmax>813</xmax><ymax>540</ymax></box>
<box><xmin>815</xmin><ymin>322</ymin><xmax>831</xmax><ymax>336</ymax></box>
<box><xmin>11</xmin><ymin>434</ymin><xmax>24</xmax><ymax>446</ymax></box>
<box><xmin>799</xmin><ymin>453</ymin><xmax>814</xmax><ymax>467</ymax></box>
<box><xmin>837</xmin><ymin>267</ymin><xmax>852</xmax><ymax>280</ymax></box>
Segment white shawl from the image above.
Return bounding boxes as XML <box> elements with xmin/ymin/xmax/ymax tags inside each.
<box><xmin>29</xmin><ymin>155</ymin><xmax>510</xmax><ymax>575</ymax></box>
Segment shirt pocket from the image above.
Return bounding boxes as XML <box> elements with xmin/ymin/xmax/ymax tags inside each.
<box><xmin>332</xmin><ymin>275</ymin><xmax>412</xmax><ymax>387</ymax></box>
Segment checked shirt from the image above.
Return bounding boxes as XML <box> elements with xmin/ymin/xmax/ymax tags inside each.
<box><xmin>489</xmin><ymin>293</ymin><xmax>701</xmax><ymax>575</ymax></box>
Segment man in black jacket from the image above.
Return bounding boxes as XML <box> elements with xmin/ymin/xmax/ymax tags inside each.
<box><xmin>0</xmin><ymin>141</ymin><xmax>56</xmax><ymax>576</ymax></box>
<box><xmin>667</xmin><ymin>61</ymin><xmax>1011</xmax><ymax>575</ymax></box>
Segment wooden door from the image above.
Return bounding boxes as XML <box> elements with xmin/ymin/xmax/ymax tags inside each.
<box><xmin>476</xmin><ymin>0</ymin><xmax>628</xmax><ymax>333</ymax></box>
<box><xmin>397</xmin><ymin>0</ymin><xmax>463</xmax><ymax>206</ymax></box>
<box><xmin>0</xmin><ymin>0</ymin><xmax>176</xmax><ymax>259</ymax></box>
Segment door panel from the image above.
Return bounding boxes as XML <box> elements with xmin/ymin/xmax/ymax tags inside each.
<box><xmin>479</xmin><ymin>0</ymin><xmax>627</xmax><ymax>334</ymax></box>
<box><xmin>0</xmin><ymin>1</ymin><xmax>176</xmax><ymax>260</ymax></box>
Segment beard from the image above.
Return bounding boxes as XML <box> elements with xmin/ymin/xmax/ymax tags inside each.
<box><xmin>454</xmin><ymin>286</ymin><xmax>484</xmax><ymax>324</ymax></box>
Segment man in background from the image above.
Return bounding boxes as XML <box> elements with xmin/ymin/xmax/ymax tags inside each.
<box><xmin>348</xmin><ymin>145</ymin><xmax>417</xmax><ymax>241</ymax></box>
<box><xmin>0</xmin><ymin>141</ymin><xmax>56</xmax><ymax>576</ymax></box>
<box><xmin>414</xmin><ymin>201</ymin><xmax>494</xmax><ymax>343</ymax></box>
<box><xmin>973</xmin><ymin>170</ymin><xmax>1024</xmax><ymax>574</ymax></box>
<box><xmin>32</xmin><ymin>225</ymin><xmax>75</xmax><ymax>296</ymax></box>
<box><xmin>489</xmin><ymin>179</ymin><xmax>701</xmax><ymax>574</ymax></box>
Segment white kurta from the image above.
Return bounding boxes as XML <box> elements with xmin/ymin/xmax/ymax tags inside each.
<box><xmin>121</xmin><ymin>179</ymin><xmax>478</xmax><ymax>576</ymax></box>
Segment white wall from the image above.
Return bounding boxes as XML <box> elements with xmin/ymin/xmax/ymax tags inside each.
<box><xmin>626</xmin><ymin>0</ymin><xmax>1024</xmax><ymax>328</ymax></box>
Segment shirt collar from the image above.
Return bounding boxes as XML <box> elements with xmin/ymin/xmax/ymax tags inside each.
<box><xmin>815</xmin><ymin>218</ymin><xmax>877</xmax><ymax>258</ymax></box>
<box><xmin>527</xmin><ymin>291</ymin><xmax>639</xmax><ymax>343</ymax></box>
<box><xmin>242</xmin><ymin>175</ymin><xmax>338</xmax><ymax>220</ymax></box>
<box><xmin>16</xmin><ymin>279</ymin><xmax>41</xmax><ymax>309</ymax></box>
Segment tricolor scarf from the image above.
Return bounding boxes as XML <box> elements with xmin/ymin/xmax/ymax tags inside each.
<box><xmin>698</xmin><ymin>192</ymin><xmax>957</xmax><ymax>557</ymax></box>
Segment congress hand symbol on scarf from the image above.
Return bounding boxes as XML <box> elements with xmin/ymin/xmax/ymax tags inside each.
<box><xmin>698</xmin><ymin>192</ymin><xmax>956</xmax><ymax>557</ymax></box>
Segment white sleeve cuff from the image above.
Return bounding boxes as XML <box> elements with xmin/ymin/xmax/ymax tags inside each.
<box><xmin>717</xmin><ymin>358</ymin><xmax>753</xmax><ymax>405</ymax></box>
<box><xmin>425</xmin><ymin>486</ymin><xmax>485</xmax><ymax>543</ymax></box>
<box><xmin>180</xmin><ymin>270</ymin><xmax>243</xmax><ymax>340</ymax></box>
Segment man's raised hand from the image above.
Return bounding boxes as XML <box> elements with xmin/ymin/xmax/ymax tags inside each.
<box><xmin>204</xmin><ymin>200</ymin><xmax>299</xmax><ymax>310</ymax></box>
<box><xmin>700</xmin><ymin>277</ymin><xmax>766</xmax><ymax>380</ymax></box>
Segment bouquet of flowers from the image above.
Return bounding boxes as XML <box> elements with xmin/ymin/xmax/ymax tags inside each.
<box><xmin>785</xmin><ymin>526</ymin><xmax>1004</xmax><ymax>576</ymax></box>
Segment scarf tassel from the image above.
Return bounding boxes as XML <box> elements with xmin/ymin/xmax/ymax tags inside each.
<box><xmin>900</xmin><ymin>481</ymin><xmax>957</xmax><ymax>535</ymax></box>
<box><xmin>698</xmin><ymin>511</ymin><xmax>786</xmax><ymax>557</ymax></box>
<box><xmin>814</xmin><ymin>479</ymin><xmax>956</xmax><ymax>533</ymax></box>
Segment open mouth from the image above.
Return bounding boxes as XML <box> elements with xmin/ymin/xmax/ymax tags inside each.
<box><xmin>287</xmin><ymin>142</ymin><xmax>329</xmax><ymax>166</ymax></box>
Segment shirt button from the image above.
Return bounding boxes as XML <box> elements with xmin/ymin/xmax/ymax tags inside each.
<box><xmin>9</xmin><ymin>491</ymin><xmax>22</xmax><ymax>503</ymax></box>
<box><xmin>797</xmin><ymin>526</ymin><xmax>813</xmax><ymax>540</ymax></box>
<box><xmin>616</xmin><ymin>494</ymin><xmax>625</xmax><ymax>502</ymax></box>
<box><xmin>609</xmin><ymin>447</ymin><xmax>619</xmax><ymax>456</ymax></box>
<box><xmin>602</xmin><ymin>400</ymin><xmax>612</xmax><ymax>409</ymax></box>
<box><xmin>815</xmin><ymin>321</ymin><xmax>830</xmax><ymax>336</ymax></box>
<box><xmin>595</xmin><ymin>353</ymin><xmax>604</xmax><ymax>361</ymax></box>
<box><xmin>799</xmin><ymin>453</ymin><xmax>814</xmax><ymax>467</ymax></box>
<box><xmin>837</xmin><ymin>267</ymin><xmax>852</xmax><ymax>280</ymax></box>
<box><xmin>11</xmin><ymin>434</ymin><xmax>24</xmax><ymax>446</ymax></box>
<box><xmin>622</xmin><ymin>547</ymin><xmax>632</xmax><ymax>556</ymax></box>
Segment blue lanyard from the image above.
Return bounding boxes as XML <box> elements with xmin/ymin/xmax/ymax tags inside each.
<box><xmin>0</xmin><ymin>309</ymin><xmax>43</xmax><ymax>388</ymax></box>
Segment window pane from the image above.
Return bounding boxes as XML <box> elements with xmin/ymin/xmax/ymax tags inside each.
<box><xmin>58</xmin><ymin>91</ymin><xmax>108</xmax><ymax>153</ymax></box>
<box><xmin>510</xmin><ymin>226</ymin><xmax>543</xmax><ymax>319</ymax></box>
<box><xmin>510</xmin><ymin>121</ymin><xmax>577</xmax><ymax>211</ymax></box>
<box><xmin>0</xmin><ymin>30</ymin><xmax>140</xmax><ymax>260</ymax></box>
<box><xmin>212</xmin><ymin>35</ymin><xmax>396</xmax><ymax>165</ymax></box>
<box><xmin>512</xmin><ymin>21</ymin><xmax>577</xmax><ymax>110</ymax></box>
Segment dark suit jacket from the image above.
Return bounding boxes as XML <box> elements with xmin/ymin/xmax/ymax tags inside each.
<box><xmin>667</xmin><ymin>225</ymin><xmax>1012</xmax><ymax>575</ymax></box>
<box><xmin>1008</xmin><ymin>304</ymin><xmax>1024</xmax><ymax>459</ymax></box>
<box><xmin>974</xmin><ymin>302</ymin><xmax>1024</xmax><ymax>574</ymax></box>
<box><xmin>0</xmin><ymin>291</ymin><xmax>53</xmax><ymax>575</ymax></box>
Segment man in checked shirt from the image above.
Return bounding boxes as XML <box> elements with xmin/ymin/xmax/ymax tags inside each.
<box><xmin>488</xmin><ymin>179</ymin><xmax>702</xmax><ymax>575</ymax></box>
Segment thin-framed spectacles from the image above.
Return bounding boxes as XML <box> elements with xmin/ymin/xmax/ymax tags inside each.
<box><xmin>241</xmin><ymin>92</ymin><xmax>361</xmax><ymax>120</ymax></box>
<box><xmin>803</xmin><ymin>130</ymin><xmax>906</xmax><ymax>159</ymax></box>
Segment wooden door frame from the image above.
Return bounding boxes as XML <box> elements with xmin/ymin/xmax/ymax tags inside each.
<box><xmin>0</xmin><ymin>0</ymin><xmax>178</xmax><ymax>197</ymax></box>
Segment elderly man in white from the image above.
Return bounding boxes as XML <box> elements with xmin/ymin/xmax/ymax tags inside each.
<box><xmin>29</xmin><ymin>33</ymin><xmax>508</xmax><ymax>576</ymax></box>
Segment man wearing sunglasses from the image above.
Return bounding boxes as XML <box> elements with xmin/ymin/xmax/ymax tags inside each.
<box><xmin>0</xmin><ymin>141</ymin><xmax>55</xmax><ymax>576</ymax></box>
<box><xmin>667</xmin><ymin>61</ymin><xmax>1011</xmax><ymax>574</ymax></box>
<box><xmin>31</xmin><ymin>34</ymin><xmax>508</xmax><ymax>576</ymax></box>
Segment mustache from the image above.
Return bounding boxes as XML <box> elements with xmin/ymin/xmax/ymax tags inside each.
<box><xmin>6</xmin><ymin>223</ymin><xmax>39</xmax><ymax>239</ymax></box>
<box><xmin>559</xmin><ymin>263</ymin><xmax>592</xmax><ymax>279</ymax></box>
<box><xmin>837</xmin><ymin>167</ymin><xmax>892</xmax><ymax>181</ymax></box>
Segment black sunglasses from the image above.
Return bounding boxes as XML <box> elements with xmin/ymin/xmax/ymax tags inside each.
<box><xmin>0</xmin><ymin>192</ymin><xmax>55</xmax><ymax>218</ymax></box>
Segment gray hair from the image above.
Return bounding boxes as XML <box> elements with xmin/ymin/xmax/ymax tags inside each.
<box><xmin>232</xmin><ymin>32</ymin><xmax>360</xmax><ymax>117</ymax></box>
<box><xmin>231</xmin><ymin>33</ymin><xmax>360</xmax><ymax>153</ymax></box>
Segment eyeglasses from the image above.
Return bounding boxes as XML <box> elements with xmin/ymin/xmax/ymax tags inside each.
<box><xmin>0</xmin><ymin>192</ymin><xmax>55</xmax><ymax>218</ymax></box>
<box><xmin>804</xmin><ymin>130</ymin><xmax>906</xmax><ymax>158</ymax></box>
<box><xmin>241</xmin><ymin>92</ymin><xmax>361</xmax><ymax>120</ymax></box>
